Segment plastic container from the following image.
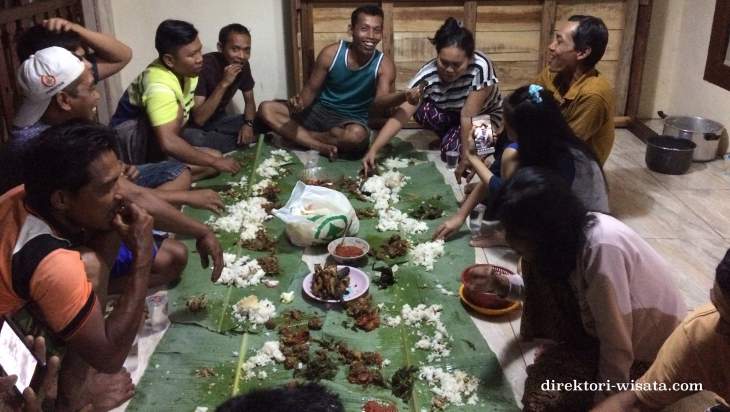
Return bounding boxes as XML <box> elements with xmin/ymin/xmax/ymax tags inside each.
<box><xmin>460</xmin><ymin>264</ymin><xmax>513</xmax><ymax>309</ymax></box>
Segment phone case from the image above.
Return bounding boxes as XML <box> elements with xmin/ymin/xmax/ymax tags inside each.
<box><xmin>472</xmin><ymin>114</ymin><xmax>495</xmax><ymax>156</ymax></box>
<box><xmin>0</xmin><ymin>317</ymin><xmax>42</xmax><ymax>396</ymax></box>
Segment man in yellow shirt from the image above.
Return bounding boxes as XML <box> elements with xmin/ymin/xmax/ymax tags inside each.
<box><xmin>535</xmin><ymin>15</ymin><xmax>614</xmax><ymax>166</ymax></box>
<box><xmin>111</xmin><ymin>20</ymin><xmax>240</xmax><ymax>179</ymax></box>
<box><xmin>592</xmin><ymin>249</ymin><xmax>730</xmax><ymax>411</ymax></box>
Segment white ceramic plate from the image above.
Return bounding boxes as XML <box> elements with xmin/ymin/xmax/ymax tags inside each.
<box><xmin>302</xmin><ymin>265</ymin><xmax>370</xmax><ymax>303</ymax></box>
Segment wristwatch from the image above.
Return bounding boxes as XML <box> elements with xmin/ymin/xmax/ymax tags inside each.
<box><xmin>243</xmin><ymin>119</ymin><xmax>255</xmax><ymax>128</ymax></box>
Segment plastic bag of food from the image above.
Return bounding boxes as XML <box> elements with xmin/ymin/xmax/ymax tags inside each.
<box><xmin>273</xmin><ymin>181</ymin><xmax>359</xmax><ymax>247</ymax></box>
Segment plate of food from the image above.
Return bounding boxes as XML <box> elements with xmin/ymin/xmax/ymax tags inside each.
<box><xmin>459</xmin><ymin>264</ymin><xmax>521</xmax><ymax>316</ymax></box>
<box><xmin>303</xmin><ymin>263</ymin><xmax>370</xmax><ymax>303</ymax></box>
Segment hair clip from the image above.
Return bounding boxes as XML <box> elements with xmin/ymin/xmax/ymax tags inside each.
<box><xmin>457</xmin><ymin>20</ymin><xmax>464</xmax><ymax>28</ymax></box>
<box><xmin>528</xmin><ymin>84</ymin><xmax>543</xmax><ymax>104</ymax></box>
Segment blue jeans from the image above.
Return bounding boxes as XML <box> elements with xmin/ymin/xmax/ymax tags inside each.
<box><xmin>134</xmin><ymin>160</ymin><xmax>187</xmax><ymax>188</ymax></box>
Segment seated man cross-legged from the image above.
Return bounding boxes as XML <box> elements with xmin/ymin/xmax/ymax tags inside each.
<box><xmin>258</xmin><ymin>5</ymin><xmax>396</xmax><ymax>159</ymax></box>
<box><xmin>110</xmin><ymin>19</ymin><xmax>240</xmax><ymax>179</ymax></box>
<box><xmin>187</xmin><ymin>23</ymin><xmax>261</xmax><ymax>152</ymax></box>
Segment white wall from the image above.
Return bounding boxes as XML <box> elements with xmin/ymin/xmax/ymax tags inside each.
<box><xmin>640</xmin><ymin>0</ymin><xmax>730</xmax><ymax>130</ymax></box>
<box><xmin>109</xmin><ymin>0</ymin><xmax>291</xmax><ymax>111</ymax></box>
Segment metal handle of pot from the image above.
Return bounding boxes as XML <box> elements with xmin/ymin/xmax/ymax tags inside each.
<box><xmin>704</xmin><ymin>132</ymin><xmax>722</xmax><ymax>141</ymax></box>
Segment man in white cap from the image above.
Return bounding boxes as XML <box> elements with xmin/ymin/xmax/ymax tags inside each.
<box><xmin>13</xmin><ymin>46</ymin><xmax>88</xmax><ymax>132</ymax></box>
<box><xmin>7</xmin><ymin>46</ymin><xmax>224</xmax><ymax>206</ymax></box>
<box><xmin>8</xmin><ymin>46</ymin><xmax>225</xmax><ymax>301</ymax></box>
<box><xmin>11</xmin><ymin>46</ymin><xmax>193</xmax><ymax>192</ymax></box>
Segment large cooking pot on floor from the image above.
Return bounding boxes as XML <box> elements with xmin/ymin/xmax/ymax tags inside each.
<box><xmin>658</xmin><ymin>111</ymin><xmax>725</xmax><ymax>161</ymax></box>
<box><xmin>645</xmin><ymin>136</ymin><xmax>696</xmax><ymax>175</ymax></box>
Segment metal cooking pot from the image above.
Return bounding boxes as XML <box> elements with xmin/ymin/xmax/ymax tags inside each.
<box><xmin>645</xmin><ymin>136</ymin><xmax>696</xmax><ymax>175</ymax></box>
<box><xmin>658</xmin><ymin>111</ymin><xmax>725</xmax><ymax>161</ymax></box>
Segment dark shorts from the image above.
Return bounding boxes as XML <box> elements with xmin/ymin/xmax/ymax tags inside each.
<box><xmin>293</xmin><ymin>101</ymin><xmax>371</xmax><ymax>135</ymax></box>
<box><xmin>182</xmin><ymin>113</ymin><xmax>268</xmax><ymax>154</ymax></box>
<box><xmin>110</xmin><ymin>234</ymin><xmax>166</xmax><ymax>278</ymax></box>
<box><xmin>113</xmin><ymin>117</ymin><xmax>164</xmax><ymax>165</ymax></box>
<box><xmin>134</xmin><ymin>160</ymin><xmax>187</xmax><ymax>188</ymax></box>
<box><xmin>293</xmin><ymin>102</ymin><xmax>371</xmax><ymax>159</ymax></box>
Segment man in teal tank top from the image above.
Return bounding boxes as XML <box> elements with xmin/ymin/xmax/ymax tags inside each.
<box><xmin>258</xmin><ymin>5</ymin><xmax>396</xmax><ymax>159</ymax></box>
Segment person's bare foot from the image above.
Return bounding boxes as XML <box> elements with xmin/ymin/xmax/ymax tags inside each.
<box><xmin>72</xmin><ymin>368</ymin><xmax>135</xmax><ymax>412</ymax></box>
<box><xmin>469</xmin><ymin>229</ymin><xmax>507</xmax><ymax>248</ymax></box>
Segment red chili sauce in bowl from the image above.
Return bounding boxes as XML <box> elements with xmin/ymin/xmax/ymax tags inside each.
<box><xmin>334</xmin><ymin>244</ymin><xmax>364</xmax><ymax>257</ymax></box>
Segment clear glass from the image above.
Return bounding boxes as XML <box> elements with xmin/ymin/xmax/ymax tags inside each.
<box><xmin>445</xmin><ymin>151</ymin><xmax>459</xmax><ymax>170</ymax></box>
<box><xmin>303</xmin><ymin>149</ymin><xmax>319</xmax><ymax>169</ymax></box>
<box><xmin>469</xmin><ymin>204</ymin><xmax>486</xmax><ymax>234</ymax></box>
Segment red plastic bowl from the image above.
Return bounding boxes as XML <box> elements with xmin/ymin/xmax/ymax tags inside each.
<box><xmin>460</xmin><ymin>264</ymin><xmax>514</xmax><ymax>309</ymax></box>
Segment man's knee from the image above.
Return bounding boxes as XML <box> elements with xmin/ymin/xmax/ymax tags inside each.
<box><xmin>154</xmin><ymin>239</ymin><xmax>188</xmax><ymax>282</ymax></box>
<box><xmin>167</xmin><ymin>239</ymin><xmax>189</xmax><ymax>270</ymax></box>
<box><xmin>343</xmin><ymin>124</ymin><xmax>369</xmax><ymax>144</ymax></box>
<box><xmin>338</xmin><ymin>124</ymin><xmax>370</xmax><ymax>159</ymax></box>
<box><xmin>258</xmin><ymin>101</ymin><xmax>275</xmax><ymax>119</ymax></box>
<box><xmin>176</xmin><ymin>168</ymin><xmax>193</xmax><ymax>189</ymax></box>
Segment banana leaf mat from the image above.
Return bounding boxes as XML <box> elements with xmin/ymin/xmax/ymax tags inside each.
<box><xmin>127</xmin><ymin>138</ymin><xmax>519</xmax><ymax>411</ymax></box>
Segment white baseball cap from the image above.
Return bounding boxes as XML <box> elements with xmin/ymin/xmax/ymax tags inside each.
<box><xmin>14</xmin><ymin>46</ymin><xmax>85</xmax><ymax>128</ymax></box>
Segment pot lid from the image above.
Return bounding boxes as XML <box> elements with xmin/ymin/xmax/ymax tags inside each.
<box><xmin>664</xmin><ymin>116</ymin><xmax>724</xmax><ymax>134</ymax></box>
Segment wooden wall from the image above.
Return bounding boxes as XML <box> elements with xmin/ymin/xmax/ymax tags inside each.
<box><xmin>291</xmin><ymin>0</ymin><xmax>639</xmax><ymax>115</ymax></box>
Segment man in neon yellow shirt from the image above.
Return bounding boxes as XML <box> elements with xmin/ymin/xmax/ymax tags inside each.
<box><xmin>111</xmin><ymin>19</ymin><xmax>240</xmax><ymax>179</ymax></box>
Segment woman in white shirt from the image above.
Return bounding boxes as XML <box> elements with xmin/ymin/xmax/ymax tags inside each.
<box><xmin>468</xmin><ymin>166</ymin><xmax>686</xmax><ymax>409</ymax></box>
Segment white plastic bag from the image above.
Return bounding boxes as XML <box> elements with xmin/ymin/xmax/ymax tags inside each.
<box><xmin>273</xmin><ymin>181</ymin><xmax>359</xmax><ymax>247</ymax></box>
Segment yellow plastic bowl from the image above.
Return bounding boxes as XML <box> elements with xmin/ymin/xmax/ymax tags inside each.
<box><xmin>459</xmin><ymin>284</ymin><xmax>521</xmax><ymax>316</ymax></box>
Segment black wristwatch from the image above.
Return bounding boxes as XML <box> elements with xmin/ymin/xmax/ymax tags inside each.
<box><xmin>243</xmin><ymin>119</ymin><xmax>255</xmax><ymax>128</ymax></box>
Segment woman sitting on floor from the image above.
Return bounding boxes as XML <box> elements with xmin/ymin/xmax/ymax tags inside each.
<box><xmin>433</xmin><ymin>83</ymin><xmax>609</xmax><ymax>242</ymax></box>
<box><xmin>469</xmin><ymin>167</ymin><xmax>687</xmax><ymax>410</ymax></box>
<box><xmin>362</xmin><ymin>17</ymin><xmax>503</xmax><ymax>173</ymax></box>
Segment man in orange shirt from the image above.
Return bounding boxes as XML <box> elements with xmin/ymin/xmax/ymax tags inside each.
<box><xmin>0</xmin><ymin>122</ymin><xmax>161</xmax><ymax>410</ymax></box>
<box><xmin>593</xmin><ymin>249</ymin><xmax>730</xmax><ymax>411</ymax></box>
<box><xmin>535</xmin><ymin>15</ymin><xmax>615</xmax><ymax>166</ymax></box>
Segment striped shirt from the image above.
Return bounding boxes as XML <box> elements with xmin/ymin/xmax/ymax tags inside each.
<box><xmin>408</xmin><ymin>51</ymin><xmax>503</xmax><ymax>128</ymax></box>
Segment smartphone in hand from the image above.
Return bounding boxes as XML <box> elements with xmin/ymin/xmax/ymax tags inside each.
<box><xmin>0</xmin><ymin>317</ymin><xmax>40</xmax><ymax>395</ymax></box>
<box><xmin>472</xmin><ymin>114</ymin><xmax>495</xmax><ymax>157</ymax></box>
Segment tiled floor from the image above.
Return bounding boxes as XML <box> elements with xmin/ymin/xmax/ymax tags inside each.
<box><xmin>426</xmin><ymin>127</ymin><xmax>730</xmax><ymax>408</ymax></box>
